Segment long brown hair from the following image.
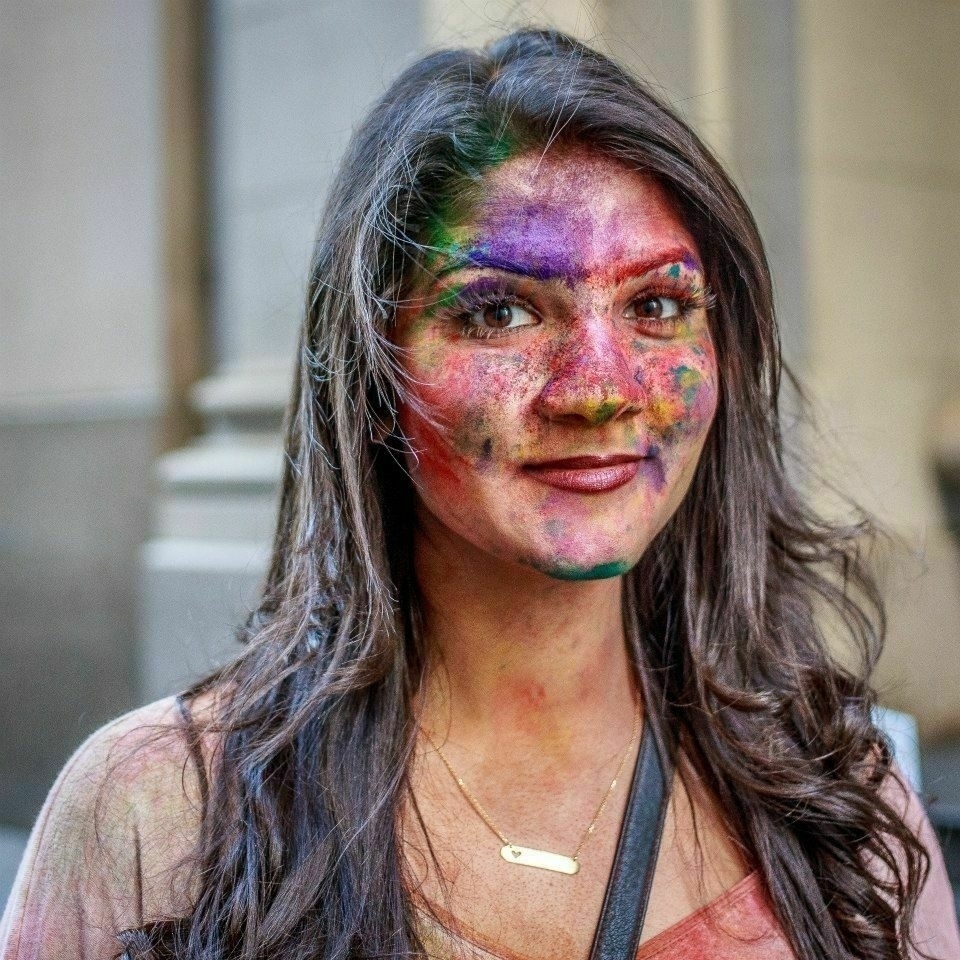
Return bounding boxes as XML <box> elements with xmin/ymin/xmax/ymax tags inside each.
<box><xmin>120</xmin><ymin>28</ymin><xmax>930</xmax><ymax>960</ymax></box>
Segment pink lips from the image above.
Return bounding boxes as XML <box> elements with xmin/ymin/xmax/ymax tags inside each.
<box><xmin>523</xmin><ymin>454</ymin><xmax>644</xmax><ymax>493</ymax></box>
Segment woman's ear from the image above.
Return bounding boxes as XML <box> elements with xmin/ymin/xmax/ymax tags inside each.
<box><xmin>369</xmin><ymin>401</ymin><xmax>398</xmax><ymax>446</ymax></box>
<box><xmin>371</xmin><ymin>415</ymin><xmax>394</xmax><ymax>445</ymax></box>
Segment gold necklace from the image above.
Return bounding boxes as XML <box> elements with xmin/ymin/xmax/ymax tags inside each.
<box><xmin>423</xmin><ymin>700</ymin><xmax>640</xmax><ymax>876</ymax></box>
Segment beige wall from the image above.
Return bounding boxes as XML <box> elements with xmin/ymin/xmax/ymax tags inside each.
<box><xmin>800</xmin><ymin>1</ymin><xmax>960</xmax><ymax>739</ymax></box>
<box><xmin>423</xmin><ymin>0</ymin><xmax>599</xmax><ymax>47</ymax></box>
<box><xmin>0</xmin><ymin>0</ymin><xmax>164</xmax><ymax>414</ymax></box>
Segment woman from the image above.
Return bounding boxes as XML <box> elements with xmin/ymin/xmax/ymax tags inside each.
<box><xmin>2</xmin><ymin>27</ymin><xmax>957</xmax><ymax>960</ymax></box>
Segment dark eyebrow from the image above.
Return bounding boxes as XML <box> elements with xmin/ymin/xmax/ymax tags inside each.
<box><xmin>431</xmin><ymin>246</ymin><xmax>702</xmax><ymax>284</ymax></box>
<box><xmin>600</xmin><ymin>248</ymin><xmax>703</xmax><ymax>283</ymax></box>
<box><xmin>433</xmin><ymin>250</ymin><xmax>555</xmax><ymax>281</ymax></box>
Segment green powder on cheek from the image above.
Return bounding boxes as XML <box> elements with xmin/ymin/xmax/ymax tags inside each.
<box><xmin>674</xmin><ymin>365</ymin><xmax>703</xmax><ymax>406</ymax></box>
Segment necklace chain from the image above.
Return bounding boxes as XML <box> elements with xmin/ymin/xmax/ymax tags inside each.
<box><xmin>423</xmin><ymin>698</ymin><xmax>640</xmax><ymax>865</ymax></box>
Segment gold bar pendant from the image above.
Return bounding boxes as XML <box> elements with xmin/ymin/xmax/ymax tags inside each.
<box><xmin>500</xmin><ymin>844</ymin><xmax>580</xmax><ymax>875</ymax></box>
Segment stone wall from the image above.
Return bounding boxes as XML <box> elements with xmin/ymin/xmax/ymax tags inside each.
<box><xmin>0</xmin><ymin>0</ymin><xmax>163</xmax><ymax>826</ymax></box>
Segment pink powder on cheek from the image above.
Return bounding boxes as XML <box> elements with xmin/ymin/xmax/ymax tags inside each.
<box><xmin>430</xmin><ymin>349</ymin><xmax>538</xmax><ymax>451</ymax></box>
<box><xmin>399</xmin><ymin>403</ymin><xmax>465</xmax><ymax>493</ymax></box>
<box><xmin>399</xmin><ymin>345</ymin><xmax>536</xmax><ymax>495</ymax></box>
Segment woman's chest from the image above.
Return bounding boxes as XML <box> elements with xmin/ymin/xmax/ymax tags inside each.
<box><xmin>404</xmin><ymin>762</ymin><xmax>754</xmax><ymax>960</ymax></box>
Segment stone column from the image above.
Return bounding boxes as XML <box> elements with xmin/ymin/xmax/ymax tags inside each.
<box><xmin>140</xmin><ymin>0</ymin><xmax>422</xmax><ymax>701</ymax></box>
<box><xmin>0</xmin><ymin>0</ymin><xmax>164</xmax><ymax>825</ymax></box>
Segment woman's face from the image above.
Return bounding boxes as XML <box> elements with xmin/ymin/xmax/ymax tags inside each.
<box><xmin>391</xmin><ymin>146</ymin><xmax>718</xmax><ymax>580</ymax></box>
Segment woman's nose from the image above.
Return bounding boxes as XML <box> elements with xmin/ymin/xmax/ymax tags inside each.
<box><xmin>533</xmin><ymin>320</ymin><xmax>640</xmax><ymax>426</ymax></box>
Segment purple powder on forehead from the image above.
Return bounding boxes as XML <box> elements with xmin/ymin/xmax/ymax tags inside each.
<box><xmin>470</xmin><ymin>195</ymin><xmax>632</xmax><ymax>283</ymax></box>
<box><xmin>433</xmin><ymin>160</ymin><xmax>704</xmax><ymax>284</ymax></box>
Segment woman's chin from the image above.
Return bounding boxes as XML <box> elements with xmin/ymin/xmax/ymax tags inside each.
<box><xmin>525</xmin><ymin>554</ymin><xmax>636</xmax><ymax>582</ymax></box>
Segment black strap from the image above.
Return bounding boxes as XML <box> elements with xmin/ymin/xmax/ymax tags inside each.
<box><xmin>588</xmin><ymin>718</ymin><xmax>673</xmax><ymax>960</ymax></box>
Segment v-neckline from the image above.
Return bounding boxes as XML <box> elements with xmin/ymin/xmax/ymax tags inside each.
<box><xmin>411</xmin><ymin>869</ymin><xmax>764</xmax><ymax>960</ymax></box>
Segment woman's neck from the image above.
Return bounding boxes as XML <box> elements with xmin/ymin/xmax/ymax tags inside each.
<box><xmin>414</xmin><ymin>517</ymin><xmax>639</xmax><ymax>765</ymax></box>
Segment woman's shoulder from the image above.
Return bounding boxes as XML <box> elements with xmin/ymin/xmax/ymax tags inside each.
<box><xmin>874</xmin><ymin>760</ymin><xmax>960</xmax><ymax>958</ymax></box>
<box><xmin>0</xmin><ymin>695</ymin><xmax>214</xmax><ymax>960</ymax></box>
<box><xmin>63</xmin><ymin>693</ymin><xmax>193</xmax><ymax>771</ymax></box>
<box><xmin>37</xmin><ymin>695</ymin><xmax>207</xmax><ymax>841</ymax></box>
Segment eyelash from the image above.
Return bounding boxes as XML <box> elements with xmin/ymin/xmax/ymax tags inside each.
<box><xmin>629</xmin><ymin>283</ymin><xmax>716</xmax><ymax>327</ymax></box>
<box><xmin>447</xmin><ymin>280</ymin><xmax>715</xmax><ymax>340</ymax></box>
<box><xmin>451</xmin><ymin>284</ymin><xmax>540</xmax><ymax>340</ymax></box>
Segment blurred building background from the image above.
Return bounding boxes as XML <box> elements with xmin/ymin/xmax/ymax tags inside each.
<box><xmin>2</xmin><ymin>0</ymin><xmax>959</xmax><ymax>901</ymax></box>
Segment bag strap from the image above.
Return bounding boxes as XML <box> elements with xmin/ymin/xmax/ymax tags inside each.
<box><xmin>588</xmin><ymin>717</ymin><xmax>674</xmax><ymax>960</ymax></box>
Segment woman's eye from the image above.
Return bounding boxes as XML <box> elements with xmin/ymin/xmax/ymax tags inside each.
<box><xmin>625</xmin><ymin>295</ymin><xmax>682</xmax><ymax>322</ymax></box>
<box><xmin>465</xmin><ymin>300</ymin><xmax>537</xmax><ymax>334</ymax></box>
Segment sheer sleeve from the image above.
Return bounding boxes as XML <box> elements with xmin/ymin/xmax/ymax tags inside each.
<box><xmin>0</xmin><ymin>698</ymin><xmax>202</xmax><ymax>960</ymax></box>
<box><xmin>880</xmin><ymin>764</ymin><xmax>960</xmax><ymax>960</ymax></box>
<box><xmin>908</xmin><ymin>795</ymin><xmax>959</xmax><ymax>959</ymax></box>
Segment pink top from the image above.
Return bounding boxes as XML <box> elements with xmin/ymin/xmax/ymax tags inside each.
<box><xmin>414</xmin><ymin>870</ymin><xmax>796</xmax><ymax>959</ymax></box>
<box><xmin>1</xmin><ymin>698</ymin><xmax>958</xmax><ymax>960</ymax></box>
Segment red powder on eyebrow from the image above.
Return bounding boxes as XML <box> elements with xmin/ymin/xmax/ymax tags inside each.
<box><xmin>601</xmin><ymin>248</ymin><xmax>700</xmax><ymax>286</ymax></box>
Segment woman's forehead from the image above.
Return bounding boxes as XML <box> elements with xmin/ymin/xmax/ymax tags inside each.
<box><xmin>430</xmin><ymin>147</ymin><xmax>702</xmax><ymax>284</ymax></box>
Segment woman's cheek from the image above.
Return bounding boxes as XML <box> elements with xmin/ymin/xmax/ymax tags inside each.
<box><xmin>397</xmin><ymin>395</ymin><xmax>465</xmax><ymax>495</ymax></box>
<box><xmin>634</xmin><ymin>340</ymin><xmax>718</xmax><ymax>440</ymax></box>
<box><xmin>401</xmin><ymin>350</ymin><xmax>528</xmax><ymax>479</ymax></box>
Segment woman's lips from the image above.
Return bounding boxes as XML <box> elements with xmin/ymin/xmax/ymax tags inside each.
<box><xmin>522</xmin><ymin>455</ymin><xmax>646</xmax><ymax>493</ymax></box>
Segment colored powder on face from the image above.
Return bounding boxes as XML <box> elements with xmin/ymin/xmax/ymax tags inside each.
<box><xmin>673</xmin><ymin>365</ymin><xmax>703</xmax><ymax>405</ymax></box>
<box><xmin>421</xmin><ymin>129</ymin><xmax>522</xmax><ymax>269</ymax></box>
<box><xmin>647</xmin><ymin>395</ymin><xmax>678</xmax><ymax>433</ymax></box>
<box><xmin>424</xmin><ymin>212</ymin><xmax>468</xmax><ymax>266</ymax></box>
<box><xmin>424</xmin><ymin>150</ymin><xmax>704</xmax><ymax>297</ymax></box>
<box><xmin>439</xmin><ymin>248</ymin><xmax>563</xmax><ymax>282</ymax></box>
<box><xmin>422</xmin><ymin>185</ymin><xmax>486</xmax><ymax>274</ymax></box>
<box><xmin>639</xmin><ymin>456</ymin><xmax>668</xmax><ymax>492</ymax></box>
<box><xmin>535</xmin><ymin>558</ymin><xmax>634</xmax><ymax>581</ymax></box>
<box><xmin>401</xmin><ymin>148</ymin><xmax>716</xmax><ymax>588</ymax></box>
<box><xmin>445</xmin><ymin>222</ymin><xmax>700</xmax><ymax>292</ymax></box>
<box><xmin>437</xmin><ymin>284</ymin><xmax>464</xmax><ymax>309</ymax></box>
<box><xmin>423</xmin><ymin>282</ymin><xmax>467</xmax><ymax>318</ymax></box>
<box><xmin>470</xmin><ymin>195</ymin><xmax>603</xmax><ymax>283</ymax></box>
<box><xmin>589</xmin><ymin>398</ymin><xmax>622</xmax><ymax>426</ymax></box>
<box><xmin>403</xmin><ymin>408</ymin><xmax>465</xmax><ymax>494</ymax></box>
